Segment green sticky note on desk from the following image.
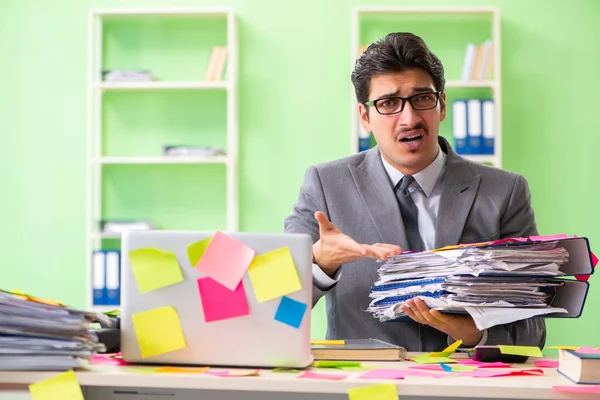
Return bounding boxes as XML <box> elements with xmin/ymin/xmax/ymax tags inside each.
<box><xmin>313</xmin><ymin>360</ymin><xmax>361</xmax><ymax>368</ymax></box>
<box><xmin>411</xmin><ymin>355</ymin><xmax>457</xmax><ymax>364</ymax></box>
<box><xmin>348</xmin><ymin>383</ymin><xmax>398</xmax><ymax>400</ymax></box>
<box><xmin>248</xmin><ymin>247</ymin><xmax>302</xmax><ymax>302</ymax></box>
<box><xmin>29</xmin><ymin>370</ymin><xmax>84</xmax><ymax>400</ymax></box>
<box><xmin>129</xmin><ymin>248</ymin><xmax>184</xmax><ymax>293</ymax></box>
<box><xmin>498</xmin><ymin>345</ymin><xmax>543</xmax><ymax>358</ymax></box>
<box><xmin>132</xmin><ymin>306</ymin><xmax>187</xmax><ymax>358</ymax></box>
<box><xmin>187</xmin><ymin>237</ymin><xmax>212</xmax><ymax>266</ymax></box>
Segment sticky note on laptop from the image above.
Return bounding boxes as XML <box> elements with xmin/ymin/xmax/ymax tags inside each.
<box><xmin>29</xmin><ymin>370</ymin><xmax>84</xmax><ymax>400</ymax></box>
<box><xmin>187</xmin><ymin>237</ymin><xmax>212</xmax><ymax>266</ymax></box>
<box><xmin>132</xmin><ymin>306</ymin><xmax>187</xmax><ymax>358</ymax></box>
<box><xmin>248</xmin><ymin>247</ymin><xmax>301</xmax><ymax>302</ymax></box>
<box><xmin>128</xmin><ymin>248</ymin><xmax>184</xmax><ymax>294</ymax></box>
<box><xmin>197</xmin><ymin>277</ymin><xmax>250</xmax><ymax>322</ymax></box>
<box><xmin>195</xmin><ymin>231</ymin><xmax>256</xmax><ymax>291</ymax></box>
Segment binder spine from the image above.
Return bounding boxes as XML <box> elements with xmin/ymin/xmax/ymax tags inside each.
<box><xmin>371</xmin><ymin>277</ymin><xmax>446</xmax><ymax>292</ymax></box>
<box><xmin>373</xmin><ymin>290</ymin><xmax>448</xmax><ymax>306</ymax></box>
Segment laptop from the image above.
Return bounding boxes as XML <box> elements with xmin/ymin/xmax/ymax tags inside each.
<box><xmin>120</xmin><ymin>230</ymin><xmax>314</xmax><ymax>368</ymax></box>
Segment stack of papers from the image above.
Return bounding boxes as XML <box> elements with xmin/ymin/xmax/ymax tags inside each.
<box><xmin>102</xmin><ymin>69</ymin><xmax>153</xmax><ymax>82</ymax></box>
<box><xmin>367</xmin><ymin>241</ymin><xmax>571</xmax><ymax>329</ymax></box>
<box><xmin>0</xmin><ymin>290</ymin><xmax>110</xmax><ymax>370</ymax></box>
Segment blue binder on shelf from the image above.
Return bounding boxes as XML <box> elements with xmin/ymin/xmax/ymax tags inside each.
<box><xmin>467</xmin><ymin>99</ymin><xmax>483</xmax><ymax>154</ymax></box>
<box><xmin>481</xmin><ymin>99</ymin><xmax>495</xmax><ymax>155</ymax></box>
<box><xmin>105</xmin><ymin>250</ymin><xmax>121</xmax><ymax>306</ymax></box>
<box><xmin>92</xmin><ymin>251</ymin><xmax>106</xmax><ymax>306</ymax></box>
<box><xmin>452</xmin><ymin>100</ymin><xmax>468</xmax><ymax>154</ymax></box>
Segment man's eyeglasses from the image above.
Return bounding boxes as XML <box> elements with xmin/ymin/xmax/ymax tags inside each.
<box><xmin>364</xmin><ymin>91</ymin><xmax>441</xmax><ymax>115</ymax></box>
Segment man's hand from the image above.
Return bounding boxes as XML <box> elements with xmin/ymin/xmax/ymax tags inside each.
<box><xmin>312</xmin><ymin>211</ymin><xmax>402</xmax><ymax>277</ymax></box>
<box><xmin>401</xmin><ymin>298</ymin><xmax>483</xmax><ymax>347</ymax></box>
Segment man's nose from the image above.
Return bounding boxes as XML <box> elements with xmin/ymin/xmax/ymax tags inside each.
<box><xmin>398</xmin><ymin>101</ymin><xmax>422</xmax><ymax>126</ymax></box>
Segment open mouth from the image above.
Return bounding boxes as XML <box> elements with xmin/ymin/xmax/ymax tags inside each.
<box><xmin>400</xmin><ymin>134</ymin><xmax>423</xmax><ymax>143</ymax></box>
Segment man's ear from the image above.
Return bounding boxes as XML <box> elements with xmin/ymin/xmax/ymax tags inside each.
<box><xmin>439</xmin><ymin>92</ymin><xmax>447</xmax><ymax>122</ymax></box>
<box><xmin>358</xmin><ymin>103</ymin><xmax>371</xmax><ymax>133</ymax></box>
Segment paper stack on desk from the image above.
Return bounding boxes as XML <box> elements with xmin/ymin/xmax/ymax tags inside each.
<box><xmin>0</xmin><ymin>290</ymin><xmax>110</xmax><ymax>370</ymax></box>
<box><xmin>367</xmin><ymin>237</ymin><xmax>595</xmax><ymax>330</ymax></box>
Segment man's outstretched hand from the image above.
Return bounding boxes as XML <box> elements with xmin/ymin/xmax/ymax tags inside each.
<box><xmin>312</xmin><ymin>211</ymin><xmax>402</xmax><ymax>277</ymax></box>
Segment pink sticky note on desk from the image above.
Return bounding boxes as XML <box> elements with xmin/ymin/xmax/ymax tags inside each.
<box><xmin>197</xmin><ymin>278</ymin><xmax>249</xmax><ymax>322</ymax></box>
<box><xmin>529</xmin><ymin>234</ymin><xmax>569</xmax><ymax>241</ymax></box>
<box><xmin>460</xmin><ymin>368</ymin><xmax>544</xmax><ymax>378</ymax></box>
<box><xmin>552</xmin><ymin>385</ymin><xmax>600</xmax><ymax>393</ymax></box>
<box><xmin>457</xmin><ymin>360</ymin><xmax>513</xmax><ymax>368</ymax></box>
<box><xmin>360</xmin><ymin>369</ymin><xmax>446</xmax><ymax>379</ymax></box>
<box><xmin>534</xmin><ymin>360</ymin><xmax>559</xmax><ymax>368</ymax></box>
<box><xmin>90</xmin><ymin>354</ymin><xmax>131</xmax><ymax>366</ymax></box>
<box><xmin>297</xmin><ymin>371</ymin><xmax>348</xmax><ymax>380</ymax></box>
<box><xmin>576</xmin><ymin>346</ymin><xmax>600</xmax><ymax>355</ymax></box>
<box><xmin>195</xmin><ymin>231</ymin><xmax>255</xmax><ymax>290</ymax></box>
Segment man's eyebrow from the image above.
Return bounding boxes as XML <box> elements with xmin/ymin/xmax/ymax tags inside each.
<box><xmin>373</xmin><ymin>89</ymin><xmax>400</xmax><ymax>99</ymax></box>
<box><xmin>411</xmin><ymin>86</ymin><xmax>437</xmax><ymax>93</ymax></box>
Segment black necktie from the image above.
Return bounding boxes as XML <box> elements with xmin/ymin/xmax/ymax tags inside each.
<box><xmin>394</xmin><ymin>175</ymin><xmax>425</xmax><ymax>251</ymax></box>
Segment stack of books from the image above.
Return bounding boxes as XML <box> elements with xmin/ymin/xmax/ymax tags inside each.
<box><xmin>0</xmin><ymin>290</ymin><xmax>111</xmax><ymax>370</ymax></box>
<box><xmin>367</xmin><ymin>237</ymin><xmax>594</xmax><ymax>330</ymax></box>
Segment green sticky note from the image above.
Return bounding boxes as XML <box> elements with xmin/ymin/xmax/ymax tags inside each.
<box><xmin>348</xmin><ymin>383</ymin><xmax>398</xmax><ymax>400</ymax></box>
<box><xmin>411</xmin><ymin>355</ymin><xmax>457</xmax><ymax>364</ymax></box>
<box><xmin>451</xmin><ymin>365</ymin><xmax>477</xmax><ymax>372</ymax></box>
<box><xmin>271</xmin><ymin>368</ymin><xmax>302</xmax><ymax>373</ymax></box>
<box><xmin>29</xmin><ymin>370</ymin><xmax>84</xmax><ymax>400</ymax></box>
<box><xmin>129</xmin><ymin>248</ymin><xmax>184</xmax><ymax>293</ymax></box>
<box><xmin>498</xmin><ymin>345</ymin><xmax>543</xmax><ymax>358</ymax></box>
<box><xmin>187</xmin><ymin>238</ymin><xmax>212</xmax><ymax>266</ymax></box>
<box><xmin>313</xmin><ymin>360</ymin><xmax>361</xmax><ymax>368</ymax></box>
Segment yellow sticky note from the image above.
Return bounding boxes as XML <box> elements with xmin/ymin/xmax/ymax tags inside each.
<box><xmin>129</xmin><ymin>248</ymin><xmax>184</xmax><ymax>293</ymax></box>
<box><xmin>187</xmin><ymin>238</ymin><xmax>212</xmax><ymax>266</ymax></box>
<box><xmin>429</xmin><ymin>339</ymin><xmax>462</xmax><ymax>357</ymax></box>
<box><xmin>451</xmin><ymin>365</ymin><xmax>477</xmax><ymax>372</ymax></box>
<box><xmin>248</xmin><ymin>247</ymin><xmax>301</xmax><ymax>302</ymax></box>
<box><xmin>313</xmin><ymin>360</ymin><xmax>361</xmax><ymax>368</ymax></box>
<box><xmin>132</xmin><ymin>306</ymin><xmax>187</xmax><ymax>358</ymax></box>
<box><xmin>311</xmin><ymin>340</ymin><xmax>345</xmax><ymax>345</ymax></box>
<box><xmin>348</xmin><ymin>383</ymin><xmax>398</xmax><ymax>400</ymax></box>
<box><xmin>497</xmin><ymin>345</ymin><xmax>543</xmax><ymax>358</ymax></box>
<box><xmin>155</xmin><ymin>366</ymin><xmax>209</xmax><ymax>374</ymax></box>
<box><xmin>29</xmin><ymin>370</ymin><xmax>84</xmax><ymax>400</ymax></box>
<box><xmin>548</xmin><ymin>345</ymin><xmax>580</xmax><ymax>351</ymax></box>
<box><xmin>411</xmin><ymin>355</ymin><xmax>457</xmax><ymax>364</ymax></box>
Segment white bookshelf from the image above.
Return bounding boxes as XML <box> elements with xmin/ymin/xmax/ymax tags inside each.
<box><xmin>85</xmin><ymin>7</ymin><xmax>238</xmax><ymax>311</ymax></box>
<box><xmin>351</xmin><ymin>6</ymin><xmax>502</xmax><ymax>168</ymax></box>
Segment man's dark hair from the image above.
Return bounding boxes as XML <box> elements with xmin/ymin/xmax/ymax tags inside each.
<box><xmin>351</xmin><ymin>32</ymin><xmax>445</xmax><ymax>105</ymax></box>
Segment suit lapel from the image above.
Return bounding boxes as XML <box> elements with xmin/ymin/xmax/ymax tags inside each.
<box><xmin>348</xmin><ymin>148</ymin><xmax>409</xmax><ymax>250</ymax></box>
<box><xmin>435</xmin><ymin>138</ymin><xmax>482</xmax><ymax>248</ymax></box>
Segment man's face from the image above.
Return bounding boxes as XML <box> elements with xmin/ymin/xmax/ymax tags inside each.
<box><xmin>358</xmin><ymin>68</ymin><xmax>446</xmax><ymax>175</ymax></box>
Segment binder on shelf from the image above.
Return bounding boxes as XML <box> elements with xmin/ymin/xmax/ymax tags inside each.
<box><xmin>461</xmin><ymin>44</ymin><xmax>476</xmax><ymax>82</ymax></box>
<box><xmin>482</xmin><ymin>99</ymin><xmax>495</xmax><ymax>155</ymax></box>
<box><xmin>105</xmin><ymin>251</ymin><xmax>121</xmax><ymax>306</ymax></box>
<box><xmin>452</xmin><ymin>100</ymin><xmax>468</xmax><ymax>155</ymax></box>
<box><xmin>467</xmin><ymin>99</ymin><xmax>483</xmax><ymax>154</ymax></box>
<box><xmin>92</xmin><ymin>251</ymin><xmax>106</xmax><ymax>306</ymax></box>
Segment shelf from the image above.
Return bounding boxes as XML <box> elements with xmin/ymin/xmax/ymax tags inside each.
<box><xmin>91</xmin><ymin>7</ymin><xmax>232</xmax><ymax>17</ymax></box>
<box><xmin>446</xmin><ymin>80</ymin><xmax>497</xmax><ymax>89</ymax></box>
<box><xmin>355</xmin><ymin>6</ymin><xmax>499</xmax><ymax>15</ymax></box>
<box><xmin>94</xmin><ymin>81</ymin><xmax>229</xmax><ymax>91</ymax></box>
<box><xmin>94</xmin><ymin>156</ymin><xmax>231</xmax><ymax>165</ymax></box>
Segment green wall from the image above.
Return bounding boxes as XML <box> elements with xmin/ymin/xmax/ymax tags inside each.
<box><xmin>1</xmin><ymin>0</ymin><xmax>598</xmax><ymax>348</ymax></box>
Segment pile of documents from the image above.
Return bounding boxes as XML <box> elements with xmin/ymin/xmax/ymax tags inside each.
<box><xmin>102</xmin><ymin>69</ymin><xmax>153</xmax><ymax>82</ymax></box>
<box><xmin>367</xmin><ymin>241</ymin><xmax>573</xmax><ymax>330</ymax></box>
<box><xmin>0</xmin><ymin>290</ymin><xmax>110</xmax><ymax>370</ymax></box>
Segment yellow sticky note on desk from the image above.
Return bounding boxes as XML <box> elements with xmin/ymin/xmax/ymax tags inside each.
<box><xmin>411</xmin><ymin>355</ymin><xmax>457</xmax><ymax>364</ymax></box>
<box><xmin>132</xmin><ymin>306</ymin><xmax>187</xmax><ymax>358</ymax></box>
<box><xmin>348</xmin><ymin>383</ymin><xmax>398</xmax><ymax>400</ymax></box>
<box><xmin>548</xmin><ymin>345</ymin><xmax>579</xmax><ymax>351</ymax></box>
<box><xmin>429</xmin><ymin>339</ymin><xmax>462</xmax><ymax>357</ymax></box>
<box><xmin>311</xmin><ymin>340</ymin><xmax>345</xmax><ymax>345</ymax></box>
<box><xmin>498</xmin><ymin>345</ymin><xmax>543</xmax><ymax>358</ymax></box>
<box><xmin>29</xmin><ymin>370</ymin><xmax>84</xmax><ymax>400</ymax></box>
<box><xmin>313</xmin><ymin>360</ymin><xmax>361</xmax><ymax>368</ymax></box>
<box><xmin>129</xmin><ymin>248</ymin><xmax>184</xmax><ymax>294</ymax></box>
<box><xmin>248</xmin><ymin>247</ymin><xmax>301</xmax><ymax>302</ymax></box>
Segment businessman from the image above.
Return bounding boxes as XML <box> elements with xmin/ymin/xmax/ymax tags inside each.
<box><xmin>284</xmin><ymin>32</ymin><xmax>545</xmax><ymax>351</ymax></box>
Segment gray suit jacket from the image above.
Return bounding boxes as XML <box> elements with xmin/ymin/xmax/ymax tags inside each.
<box><xmin>284</xmin><ymin>137</ymin><xmax>546</xmax><ymax>351</ymax></box>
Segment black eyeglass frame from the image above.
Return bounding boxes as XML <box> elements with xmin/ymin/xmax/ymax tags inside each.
<box><xmin>364</xmin><ymin>91</ymin><xmax>442</xmax><ymax>115</ymax></box>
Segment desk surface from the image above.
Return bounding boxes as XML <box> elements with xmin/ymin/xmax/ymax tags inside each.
<box><xmin>0</xmin><ymin>359</ymin><xmax>590</xmax><ymax>400</ymax></box>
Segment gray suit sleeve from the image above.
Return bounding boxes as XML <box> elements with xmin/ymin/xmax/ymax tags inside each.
<box><xmin>284</xmin><ymin>166</ymin><xmax>331</xmax><ymax>307</ymax></box>
<box><xmin>484</xmin><ymin>174</ymin><xmax>546</xmax><ymax>348</ymax></box>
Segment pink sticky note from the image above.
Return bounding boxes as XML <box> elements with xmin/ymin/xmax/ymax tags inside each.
<box><xmin>552</xmin><ymin>385</ymin><xmax>600</xmax><ymax>393</ymax></box>
<box><xmin>359</xmin><ymin>369</ymin><xmax>446</xmax><ymax>379</ymax></box>
<box><xmin>460</xmin><ymin>368</ymin><xmax>544</xmax><ymax>378</ymax></box>
<box><xmin>529</xmin><ymin>234</ymin><xmax>569</xmax><ymax>241</ymax></box>
<box><xmin>592</xmin><ymin>251</ymin><xmax>599</xmax><ymax>268</ymax></box>
<box><xmin>409</xmin><ymin>365</ymin><xmax>444</xmax><ymax>371</ymax></box>
<box><xmin>206</xmin><ymin>369</ymin><xmax>261</xmax><ymax>377</ymax></box>
<box><xmin>197</xmin><ymin>278</ymin><xmax>250</xmax><ymax>322</ymax></box>
<box><xmin>576</xmin><ymin>346</ymin><xmax>600</xmax><ymax>355</ymax></box>
<box><xmin>457</xmin><ymin>360</ymin><xmax>513</xmax><ymax>368</ymax></box>
<box><xmin>90</xmin><ymin>354</ymin><xmax>131</xmax><ymax>366</ymax></box>
<box><xmin>534</xmin><ymin>360</ymin><xmax>559</xmax><ymax>368</ymax></box>
<box><xmin>297</xmin><ymin>371</ymin><xmax>348</xmax><ymax>380</ymax></box>
<box><xmin>195</xmin><ymin>231</ymin><xmax>256</xmax><ymax>290</ymax></box>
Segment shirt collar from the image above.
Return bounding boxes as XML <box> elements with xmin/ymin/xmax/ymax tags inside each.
<box><xmin>381</xmin><ymin>145</ymin><xmax>447</xmax><ymax>198</ymax></box>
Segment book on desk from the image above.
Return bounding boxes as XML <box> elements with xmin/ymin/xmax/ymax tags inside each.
<box><xmin>311</xmin><ymin>338</ymin><xmax>407</xmax><ymax>361</ymax></box>
<box><xmin>558</xmin><ymin>348</ymin><xmax>600</xmax><ymax>384</ymax></box>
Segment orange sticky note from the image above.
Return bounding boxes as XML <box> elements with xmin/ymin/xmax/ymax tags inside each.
<box><xmin>195</xmin><ymin>231</ymin><xmax>255</xmax><ymax>291</ymax></box>
<box><xmin>29</xmin><ymin>370</ymin><xmax>84</xmax><ymax>400</ymax></box>
<box><xmin>155</xmin><ymin>366</ymin><xmax>209</xmax><ymax>373</ymax></box>
<box><xmin>348</xmin><ymin>383</ymin><xmax>398</xmax><ymax>400</ymax></box>
<box><xmin>132</xmin><ymin>306</ymin><xmax>187</xmax><ymax>358</ymax></box>
<box><xmin>248</xmin><ymin>247</ymin><xmax>302</xmax><ymax>302</ymax></box>
<box><xmin>129</xmin><ymin>248</ymin><xmax>184</xmax><ymax>293</ymax></box>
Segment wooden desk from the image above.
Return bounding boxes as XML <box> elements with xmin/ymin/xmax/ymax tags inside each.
<box><xmin>0</xmin><ymin>360</ymin><xmax>594</xmax><ymax>400</ymax></box>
